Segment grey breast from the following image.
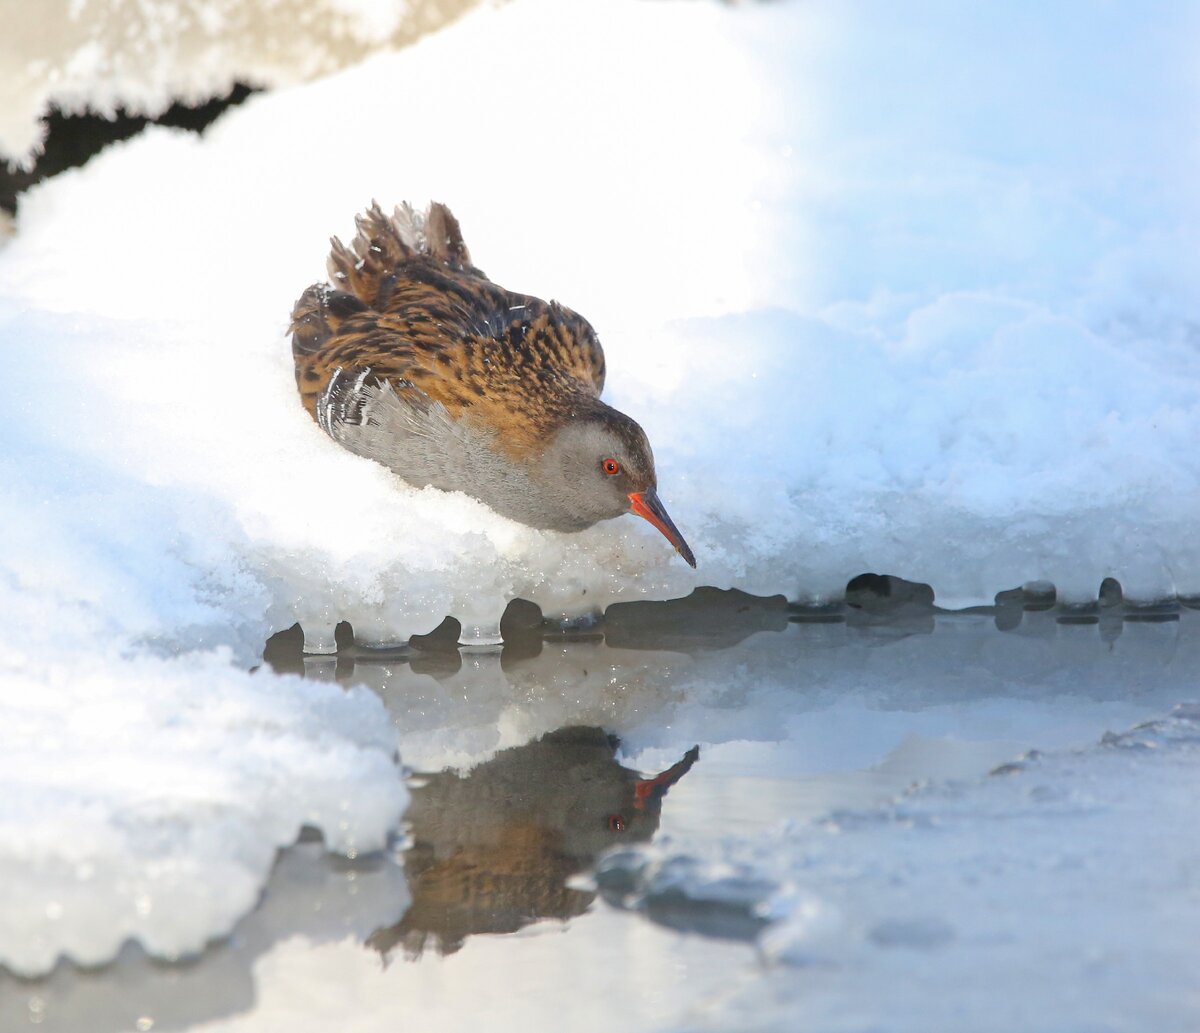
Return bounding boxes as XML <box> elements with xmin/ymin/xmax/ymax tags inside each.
<box><xmin>318</xmin><ymin>371</ymin><xmax>587</xmax><ymax>532</ymax></box>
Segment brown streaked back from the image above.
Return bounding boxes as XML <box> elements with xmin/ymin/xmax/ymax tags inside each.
<box><xmin>290</xmin><ymin>202</ymin><xmax>607</xmax><ymax>452</ymax></box>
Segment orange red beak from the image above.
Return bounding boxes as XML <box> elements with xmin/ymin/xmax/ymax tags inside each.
<box><xmin>628</xmin><ymin>488</ymin><xmax>696</xmax><ymax>568</ymax></box>
<box><xmin>633</xmin><ymin>745</ymin><xmax>701</xmax><ymax>810</ymax></box>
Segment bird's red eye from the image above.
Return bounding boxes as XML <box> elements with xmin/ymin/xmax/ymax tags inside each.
<box><xmin>607</xmin><ymin>814</ymin><xmax>626</xmax><ymax>832</ymax></box>
<box><xmin>603</xmin><ymin>459</ymin><xmax>620</xmax><ymax>476</ymax></box>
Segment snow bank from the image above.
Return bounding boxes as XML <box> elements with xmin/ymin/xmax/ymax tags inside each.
<box><xmin>0</xmin><ymin>652</ymin><xmax>406</xmax><ymax>977</ymax></box>
<box><xmin>1</xmin><ymin>0</ymin><xmax>1198</xmax><ymax>979</ymax></box>
<box><xmin>3</xmin><ymin>0</ymin><xmax>1197</xmax><ymax>646</ymax></box>
<box><xmin>0</xmin><ymin>0</ymin><xmax>481</xmax><ymax>167</ymax></box>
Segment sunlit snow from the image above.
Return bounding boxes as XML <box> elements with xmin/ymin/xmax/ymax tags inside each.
<box><xmin>0</xmin><ymin>651</ymin><xmax>407</xmax><ymax>976</ymax></box>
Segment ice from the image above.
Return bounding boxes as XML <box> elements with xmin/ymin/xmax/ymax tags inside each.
<box><xmin>7</xmin><ymin>611</ymin><xmax>1190</xmax><ymax>1031</ymax></box>
<box><xmin>1</xmin><ymin>600</ymin><xmax>1197</xmax><ymax>1024</ymax></box>
<box><xmin>0</xmin><ymin>651</ymin><xmax>407</xmax><ymax>977</ymax></box>
<box><xmin>588</xmin><ymin>704</ymin><xmax>1200</xmax><ymax>1032</ymax></box>
<box><xmin>0</xmin><ymin>841</ymin><xmax>411</xmax><ymax>1033</ymax></box>
<box><xmin>1</xmin><ymin>0</ymin><xmax>1198</xmax><ymax>980</ymax></box>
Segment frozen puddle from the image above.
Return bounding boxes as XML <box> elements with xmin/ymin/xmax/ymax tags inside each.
<box><xmin>5</xmin><ymin>598</ymin><xmax>1199</xmax><ymax>1033</ymax></box>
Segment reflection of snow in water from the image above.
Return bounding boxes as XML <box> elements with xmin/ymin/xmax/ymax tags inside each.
<box><xmin>0</xmin><ymin>0</ymin><xmax>1197</xmax><ymax>1001</ymax></box>
<box><xmin>9</xmin><ymin>612</ymin><xmax>1196</xmax><ymax>1032</ymax></box>
<box><xmin>633</xmin><ymin>704</ymin><xmax>1200</xmax><ymax>1033</ymax></box>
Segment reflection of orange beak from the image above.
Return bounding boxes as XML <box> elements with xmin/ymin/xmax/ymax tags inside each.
<box><xmin>633</xmin><ymin>745</ymin><xmax>700</xmax><ymax>810</ymax></box>
<box><xmin>628</xmin><ymin>488</ymin><xmax>696</xmax><ymax>568</ymax></box>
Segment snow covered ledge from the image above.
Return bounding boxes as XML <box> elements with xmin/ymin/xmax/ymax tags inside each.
<box><xmin>0</xmin><ymin>653</ymin><xmax>407</xmax><ymax>977</ymax></box>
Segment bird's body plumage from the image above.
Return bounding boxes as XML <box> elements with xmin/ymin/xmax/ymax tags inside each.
<box><xmin>291</xmin><ymin>202</ymin><xmax>695</xmax><ymax>563</ymax></box>
<box><xmin>293</xmin><ymin>203</ymin><xmax>605</xmax><ymax>452</ymax></box>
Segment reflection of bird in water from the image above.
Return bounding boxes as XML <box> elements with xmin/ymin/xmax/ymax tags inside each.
<box><xmin>290</xmin><ymin>201</ymin><xmax>695</xmax><ymax>566</ymax></box>
<box><xmin>368</xmin><ymin>726</ymin><xmax>698</xmax><ymax>960</ymax></box>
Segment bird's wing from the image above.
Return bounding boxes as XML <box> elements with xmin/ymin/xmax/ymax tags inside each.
<box><xmin>293</xmin><ymin>238</ymin><xmax>607</xmax><ymax>456</ymax></box>
<box><xmin>293</xmin><ymin>201</ymin><xmax>607</xmax><ymax>461</ymax></box>
<box><xmin>319</xmin><ymin>373</ymin><xmax>471</xmax><ymax>487</ymax></box>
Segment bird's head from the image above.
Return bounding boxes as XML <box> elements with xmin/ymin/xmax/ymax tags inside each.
<box><xmin>539</xmin><ymin>404</ymin><xmax>696</xmax><ymax>567</ymax></box>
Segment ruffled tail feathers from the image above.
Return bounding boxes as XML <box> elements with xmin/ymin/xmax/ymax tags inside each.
<box><xmin>327</xmin><ymin>201</ymin><xmax>474</xmax><ymax>306</ymax></box>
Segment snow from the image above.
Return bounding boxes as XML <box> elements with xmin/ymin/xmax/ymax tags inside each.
<box><xmin>0</xmin><ymin>840</ymin><xmax>412</xmax><ymax>1033</ymax></box>
<box><xmin>3</xmin><ymin>0</ymin><xmax>1198</xmax><ymax>644</ymax></box>
<box><xmin>0</xmin><ymin>0</ymin><xmax>473</xmax><ymax>167</ymax></box>
<box><xmin>0</xmin><ymin>652</ymin><xmax>407</xmax><ymax>977</ymax></box>
<box><xmin>0</xmin><ymin>0</ymin><xmax>1198</xmax><ymax>983</ymax></box>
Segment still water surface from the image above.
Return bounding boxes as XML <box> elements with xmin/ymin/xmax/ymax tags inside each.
<box><xmin>7</xmin><ymin>587</ymin><xmax>1198</xmax><ymax>1032</ymax></box>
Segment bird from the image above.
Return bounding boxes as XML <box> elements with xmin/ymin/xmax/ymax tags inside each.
<box><xmin>289</xmin><ymin>201</ymin><xmax>695</xmax><ymax>566</ymax></box>
<box><xmin>364</xmin><ymin>726</ymin><xmax>699</xmax><ymax>958</ymax></box>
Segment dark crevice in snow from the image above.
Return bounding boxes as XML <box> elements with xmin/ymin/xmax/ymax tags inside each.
<box><xmin>0</xmin><ymin>83</ymin><xmax>258</xmax><ymax>215</ymax></box>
